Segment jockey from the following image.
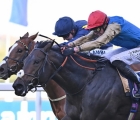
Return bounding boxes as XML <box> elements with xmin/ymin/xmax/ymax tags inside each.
<box><xmin>63</xmin><ymin>10</ymin><xmax>140</xmax><ymax>98</ymax></box>
<box><xmin>53</xmin><ymin>16</ymin><xmax>113</xmax><ymax>56</ymax></box>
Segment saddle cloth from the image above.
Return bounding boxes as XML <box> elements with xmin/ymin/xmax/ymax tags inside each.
<box><xmin>117</xmin><ymin>70</ymin><xmax>140</xmax><ymax>96</ymax></box>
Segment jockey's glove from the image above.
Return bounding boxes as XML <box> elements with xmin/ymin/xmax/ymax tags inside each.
<box><xmin>63</xmin><ymin>48</ymin><xmax>75</xmax><ymax>56</ymax></box>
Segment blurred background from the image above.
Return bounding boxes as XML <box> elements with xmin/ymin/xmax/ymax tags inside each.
<box><xmin>0</xmin><ymin>0</ymin><xmax>140</xmax><ymax>120</ymax></box>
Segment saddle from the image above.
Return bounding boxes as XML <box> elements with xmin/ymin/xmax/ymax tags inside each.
<box><xmin>117</xmin><ymin>70</ymin><xmax>140</xmax><ymax>118</ymax></box>
<box><xmin>117</xmin><ymin>69</ymin><xmax>140</xmax><ymax>98</ymax></box>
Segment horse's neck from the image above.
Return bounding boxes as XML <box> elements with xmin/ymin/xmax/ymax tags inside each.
<box><xmin>51</xmin><ymin>56</ymin><xmax>97</xmax><ymax>95</ymax></box>
<box><xmin>47</xmin><ymin>50</ymin><xmax>108</xmax><ymax>95</ymax></box>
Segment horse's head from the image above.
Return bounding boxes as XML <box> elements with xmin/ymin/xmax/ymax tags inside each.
<box><xmin>0</xmin><ymin>32</ymin><xmax>38</xmax><ymax>80</ymax></box>
<box><xmin>13</xmin><ymin>40</ymin><xmax>56</xmax><ymax>96</ymax></box>
<box><xmin>12</xmin><ymin>40</ymin><xmax>104</xmax><ymax>96</ymax></box>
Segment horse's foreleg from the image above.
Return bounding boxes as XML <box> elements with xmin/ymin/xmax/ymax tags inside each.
<box><xmin>56</xmin><ymin>110</ymin><xmax>66</xmax><ymax>120</ymax></box>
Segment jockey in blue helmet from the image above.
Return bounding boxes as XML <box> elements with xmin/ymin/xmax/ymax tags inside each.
<box><xmin>53</xmin><ymin>16</ymin><xmax>76</xmax><ymax>40</ymax></box>
<box><xmin>53</xmin><ymin>16</ymin><xmax>89</xmax><ymax>42</ymax></box>
<box><xmin>53</xmin><ymin>16</ymin><xmax>113</xmax><ymax>49</ymax></box>
<box><xmin>62</xmin><ymin>10</ymin><xmax>140</xmax><ymax>98</ymax></box>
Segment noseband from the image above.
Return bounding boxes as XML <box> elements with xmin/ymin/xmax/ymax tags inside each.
<box><xmin>22</xmin><ymin>47</ymin><xmax>68</xmax><ymax>93</ymax></box>
<box><xmin>4</xmin><ymin>39</ymin><xmax>32</xmax><ymax>73</ymax></box>
<box><xmin>21</xmin><ymin>48</ymin><xmax>106</xmax><ymax>93</ymax></box>
<box><xmin>20</xmin><ymin>35</ymin><xmax>107</xmax><ymax>94</ymax></box>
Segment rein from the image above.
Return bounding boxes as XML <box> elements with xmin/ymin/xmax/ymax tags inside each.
<box><xmin>22</xmin><ymin>36</ymin><xmax>106</xmax><ymax>97</ymax></box>
<box><xmin>25</xmin><ymin>48</ymin><xmax>106</xmax><ymax>95</ymax></box>
<box><xmin>38</xmin><ymin>34</ymin><xmax>100</xmax><ymax>70</ymax></box>
<box><xmin>70</xmin><ymin>53</ymin><xmax>107</xmax><ymax>71</ymax></box>
<box><xmin>39</xmin><ymin>34</ymin><xmax>61</xmax><ymax>48</ymax></box>
<box><xmin>74</xmin><ymin>53</ymin><xmax>97</xmax><ymax>62</ymax></box>
<box><xmin>70</xmin><ymin>54</ymin><xmax>96</xmax><ymax>70</ymax></box>
<box><xmin>4</xmin><ymin>39</ymin><xmax>32</xmax><ymax>73</ymax></box>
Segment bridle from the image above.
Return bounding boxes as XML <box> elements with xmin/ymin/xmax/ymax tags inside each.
<box><xmin>22</xmin><ymin>43</ymin><xmax>107</xmax><ymax>94</ymax></box>
<box><xmin>19</xmin><ymin>35</ymin><xmax>106</xmax><ymax>98</ymax></box>
<box><xmin>3</xmin><ymin>38</ymin><xmax>32</xmax><ymax>73</ymax></box>
<box><xmin>21</xmin><ymin>47</ymin><xmax>68</xmax><ymax>92</ymax></box>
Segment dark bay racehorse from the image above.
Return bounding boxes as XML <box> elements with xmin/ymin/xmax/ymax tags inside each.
<box><xmin>0</xmin><ymin>33</ymin><xmax>65</xmax><ymax>120</ymax></box>
<box><xmin>13</xmin><ymin>41</ymin><xmax>140</xmax><ymax>120</ymax></box>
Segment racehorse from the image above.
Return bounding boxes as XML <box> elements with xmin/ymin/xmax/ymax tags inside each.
<box><xmin>0</xmin><ymin>33</ymin><xmax>65</xmax><ymax>120</ymax></box>
<box><xmin>0</xmin><ymin>32</ymin><xmax>36</xmax><ymax>79</ymax></box>
<box><xmin>13</xmin><ymin>40</ymin><xmax>140</xmax><ymax>120</ymax></box>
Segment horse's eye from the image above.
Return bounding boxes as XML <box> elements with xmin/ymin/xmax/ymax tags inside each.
<box><xmin>18</xmin><ymin>49</ymin><xmax>22</xmax><ymax>53</ymax></box>
<box><xmin>34</xmin><ymin>60</ymin><xmax>39</xmax><ymax>64</ymax></box>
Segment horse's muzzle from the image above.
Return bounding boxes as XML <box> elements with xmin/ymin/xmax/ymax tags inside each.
<box><xmin>12</xmin><ymin>79</ymin><xmax>27</xmax><ymax>96</ymax></box>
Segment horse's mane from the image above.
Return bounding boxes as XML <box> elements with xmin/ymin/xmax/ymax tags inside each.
<box><xmin>35</xmin><ymin>40</ymin><xmax>52</xmax><ymax>48</ymax></box>
<box><xmin>35</xmin><ymin>40</ymin><xmax>107</xmax><ymax>61</ymax></box>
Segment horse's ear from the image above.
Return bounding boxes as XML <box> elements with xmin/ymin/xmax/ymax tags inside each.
<box><xmin>34</xmin><ymin>41</ymin><xmax>39</xmax><ymax>48</ymax></box>
<box><xmin>29</xmin><ymin>32</ymin><xmax>39</xmax><ymax>41</ymax></box>
<box><xmin>23</xmin><ymin>32</ymin><xmax>29</xmax><ymax>37</ymax></box>
<box><xmin>44</xmin><ymin>41</ymin><xmax>54</xmax><ymax>52</ymax></box>
<box><xmin>51</xmin><ymin>40</ymin><xmax>55</xmax><ymax>45</ymax></box>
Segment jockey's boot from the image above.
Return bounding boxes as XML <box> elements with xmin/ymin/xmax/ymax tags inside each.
<box><xmin>112</xmin><ymin>60</ymin><xmax>140</xmax><ymax>98</ymax></box>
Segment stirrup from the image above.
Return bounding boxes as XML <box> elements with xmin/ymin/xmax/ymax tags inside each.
<box><xmin>132</xmin><ymin>88</ymin><xmax>140</xmax><ymax>98</ymax></box>
<box><xmin>133</xmin><ymin>94</ymin><xmax>140</xmax><ymax>98</ymax></box>
<box><xmin>133</xmin><ymin>92</ymin><xmax>140</xmax><ymax>98</ymax></box>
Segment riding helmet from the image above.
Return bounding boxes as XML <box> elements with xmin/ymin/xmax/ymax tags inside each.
<box><xmin>86</xmin><ymin>10</ymin><xmax>107</xmax><ymax>30</ymax></box>
<box><xmin>53</xmin><ymin>16</ymin><xmax>75</xmax><ymax>36</ymax></box>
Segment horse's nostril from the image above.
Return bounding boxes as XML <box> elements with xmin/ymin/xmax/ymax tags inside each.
<box><xmin>13</xmin><ymin>84</ymin><xmax>24</xmax><ymax>92</ymax></box>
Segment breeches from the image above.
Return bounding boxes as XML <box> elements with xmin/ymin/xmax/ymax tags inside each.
<box><xmin>110</xmin><ymin>47</ymin><xmax>140</xmax><ymax>65</ymax></box>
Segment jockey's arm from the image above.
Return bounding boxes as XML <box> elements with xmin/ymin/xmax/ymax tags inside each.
<box><xmin>77</xmin><ymin>23</ymin><xmax>121</xmax><ymax>51</ymax></box>
<box><xmin>68</xmin><ymin>31</ymin><xmax>95</xmax><ymax>47</ymax></box>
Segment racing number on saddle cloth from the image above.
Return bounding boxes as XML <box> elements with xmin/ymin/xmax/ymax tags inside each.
<box><xmin>90</xmin><ymin>49</ymin><xmax>106</xmax><ymax>56</ymax></box>
<box><xmin>129</xmin><ymin>49</ymin><xmax>140</xmax><ymax>61</ymax></box>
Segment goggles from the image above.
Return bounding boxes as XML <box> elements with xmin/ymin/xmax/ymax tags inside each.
<box><xmin>92</xmin><ymin>27</ymin><xmax>101</xmax><ymax>32</ymax></box>
<box><xmin>91</xmin><ymin>27</ymin><xmax>104</xmax><ymax>39</ymax></box>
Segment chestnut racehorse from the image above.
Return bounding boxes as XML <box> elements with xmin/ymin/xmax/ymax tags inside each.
<box><xmin>0</xmin><ymin>33</ymin><xmax>65</xmax><ymax>120</ymax></box>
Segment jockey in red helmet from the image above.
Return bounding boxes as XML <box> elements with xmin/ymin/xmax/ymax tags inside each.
<box><xmin>63</xmin><ymin>10</ymin><xmax>140</xmax><ymax>98</ymax></box>
<box><xmin>53</xmin><ymin>16</ymin><xmax>112</xmax><ymax>49</ymax></box>
<box><xmin>86</xmin><ymin>10</ymin><xmax>108</xmax><ymax>30</ymax></box>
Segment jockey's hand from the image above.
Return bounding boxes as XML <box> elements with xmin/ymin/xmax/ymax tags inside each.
<box><xmin>64</xmin><ymin>44</ymin><xmax>71</xmax><ymax>49</ymax></box>
<box><xmin>60</xmin><ymin>43</ymin><xmax>71</xmax><ymax>48</ymax></box>
<box><xmin>63</xmin><ymin>48</ymin><xmax>75</xmax><ymax>56</ymax></box>
<box><xmin>60</xmin><ymin>44</ymin><xmax>71</xmax><ymax>51</ymax></box>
